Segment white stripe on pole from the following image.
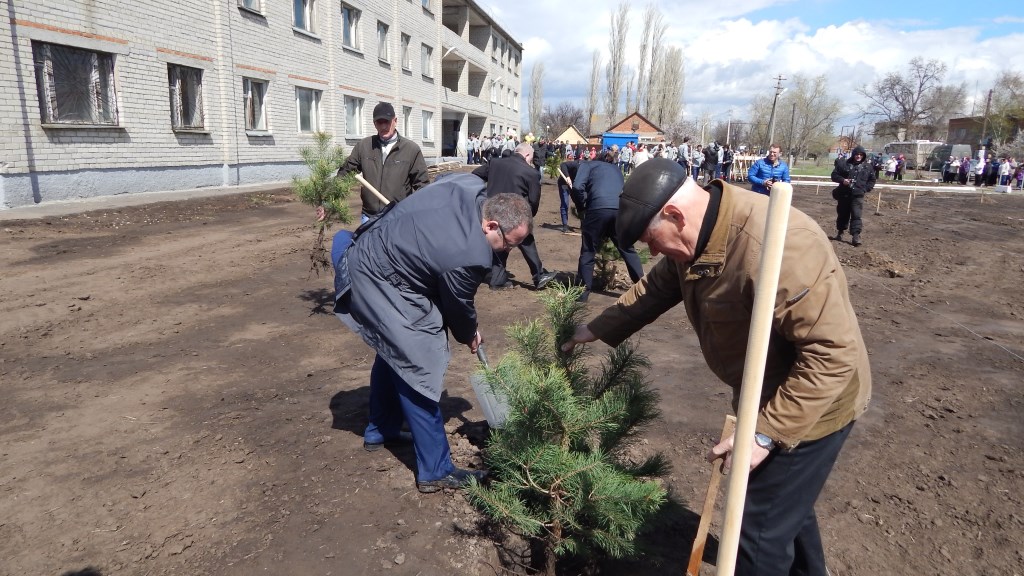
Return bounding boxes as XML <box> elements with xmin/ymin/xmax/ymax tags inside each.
<box><xmin>715</xmin><ymin>182</ymin><xmax>793</xmax><ymax>576</ymax></box>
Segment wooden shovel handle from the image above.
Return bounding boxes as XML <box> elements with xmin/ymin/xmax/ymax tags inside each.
<box><xmin>686</xmin><ymin>415</ymin><xmax>737</xmax><ymax>576</ymax></box>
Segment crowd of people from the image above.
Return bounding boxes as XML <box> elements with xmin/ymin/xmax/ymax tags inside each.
<box><xmin>320</xmin><ymin>102</ymin><xmax>872</xmax><ymax>575</ymax></box>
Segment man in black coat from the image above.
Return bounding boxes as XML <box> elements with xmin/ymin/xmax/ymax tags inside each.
<box><xmin>570</xmin><ymin>151</ymin><xmax>644</xmax><ymax>302</ymax></box>
<box><xmin>830</xmin><ymin>145</ymin><xmax>876</xmax><ymax>247</ymax></box>
<box><xmin>473</xmin><ymin>143</ymin><xmax>557</xmax><ymax>290</ymax></box>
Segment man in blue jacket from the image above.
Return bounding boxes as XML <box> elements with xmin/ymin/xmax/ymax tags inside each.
<box><xmin>570</xmin><ymin>151</ymin><xmax>645</xmax><ymax>302</ymax></box>
<box><xmin>332</xmin><ymin>174</ymin><xmax>534</xmax><ymax>493</ymax></box>
<box><xmin>747</xmin><ymin>144</ymin><xmax>791</xmax><ymax>195</ymax></box>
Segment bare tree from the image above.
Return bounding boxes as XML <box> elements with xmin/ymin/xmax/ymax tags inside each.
<box><xmin>647</xmin><ymin>46</ymin><xmax>684</xmax><ymax>128</ymax></box>
<box><xmin>634</xmin><ymin>3</ymin><xmax>658</xmax><ymax>113</ymax></box>
<box><xmin>624</xmin><ymin>67</ymin><xmax>636</xmax><ymax>116</ymax></box>
<box><xmin>751</xmin><ymin>74</ymin><xmax>842</xmax><ymax>164</ymax></box>
<box><xmin>857</xmin><ymin>57</ymin><xmax>952</xmax><ymax>141</ymax></box>
<box><xmin>988</xmin><ymin>70</ymin><xmax>1024</xmax><ymax>144</ymax></box>
<box><xmin>604</xmin><ymin>1</ymin><xmax>630</xmax><ymax>120</ymax></box>
<box><xmin>642</xmin><ymin>6</ymin><xmax>666</xmax><ymax>115</ymax></box>
<box><xmin>918</xmin><ymin>83</ymin><xmax>966</xmax><ymax>141</ymax></box>
<box><xmin>539</xmin><ymin>101</ymin><xmax>586</xmax><ymax>142</ymax></box>
<box><xmin>529</xmin><ymin>62</ymin><xmax>545</xmax><ymax>135</ymax></box>
<box><xmin>586</xmin><ymin>50</ymin><xmax>602</xmax><ymax>135</ymax></box>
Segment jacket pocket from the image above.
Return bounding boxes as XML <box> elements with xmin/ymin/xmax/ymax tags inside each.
<box><xmin>700</xmin><ymin>300</ymin><xmax>750</xmax><ymax>382</ymax></box>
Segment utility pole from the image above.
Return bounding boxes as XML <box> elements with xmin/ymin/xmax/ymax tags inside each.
<box><xmin>765</xmin><ymin>75</ymin><xmax>786</xmax><ymax>153</ymax></box>
<box><xmin>726</xmin><ymin>109</ymin><xmax>733</xmax><ymax>144</ymax></box>
<box><xmin>979</xmin><ymin>89</ymin><xmax>993</xmax><ymax>161</ymax></box>
<box><xmin>787</xmin><ymin>102</ymin><xmax>796</xmax><ymax>165</ymax></box>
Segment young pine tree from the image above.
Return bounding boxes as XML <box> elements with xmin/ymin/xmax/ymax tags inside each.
<box><xmin>467</xmin><ymin>283</ymin><xmax>669</xmax><ymax>576</ymax></box>
<box><xmin>292</xmin><ymin>132</ymin><xmax>356</xmax><ymax>274</ymax></box>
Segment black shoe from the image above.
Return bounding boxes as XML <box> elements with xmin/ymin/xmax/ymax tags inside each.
<box><xmin>832</xmin><ymin>231</ymin><xmax>844</xmax><ymax>241</ymax></box>
<box><xmin>561</xmin><ymin>224</ymin><xmax>569</xmax><ymax>234</ymax></box>
<box><xmin>417</xmin><ymin>468</ymin><xmax>488</xmax><ymax>493</ymax></box>
<box><xmin>576</xmin><ymin>290</ymin><xmax>591</xmax><ymax>303</ymax></box>
<box><xmin>535</xmin><ymin>271</ymin><xmax>557</xmax><ymax>290</ymax></box>
<box><xmin>851</xmin><ymin>235</ymin><xmax>862</xmax><ymax>247</ymax></box>
<box><xmin>363</xmin><ymin>431</ymin><xmax>414</xmax><ymax>452</ymax></box>
<box><xmin>490</xmin><ymin>281</ymin><xmax>514</xmax><ymax>291</ymax></box>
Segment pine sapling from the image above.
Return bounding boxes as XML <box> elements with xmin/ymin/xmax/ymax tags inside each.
<box><xmin>292</xmin><ymin>131</ymin><xmax>356</xmax><ymax>274</ymax></box>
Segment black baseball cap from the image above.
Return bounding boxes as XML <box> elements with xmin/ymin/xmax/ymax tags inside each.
<box><xmin>373</xmin><ymin>102</ymin><xmax>396</xmax><ymax>121</ymax></box>
<box><xmin>616</xmin><ymin>158</ymin><xmax>689</xmax><ymax>247</ymax></box>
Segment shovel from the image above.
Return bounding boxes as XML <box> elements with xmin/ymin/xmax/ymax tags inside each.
<box><xmin>469</xmin><ymin>344</ymin><xmax>510</xmax><ymax>429</ymax></box>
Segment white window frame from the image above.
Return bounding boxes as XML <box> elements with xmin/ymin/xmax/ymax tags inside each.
<box><xmin>420</xmin><ymin>43</ymin><xmax>433</xmax><ymax>78</ymax></box>
<box><xmin>491</xmin><ymin>35</ymin><xmax>498</xmax><ymax>61</ymax></box>
<box><xmin>402</xmin><ymin>105</ymin><xmax>412</xmax><ymax>137</ymax></box>
<box><xmin>293</xmin><ymin>0</ymin><xmax>317</xmax><ymax>34</ymax></box>
<box><xmin>341</xmin><ymin>3</ymin><xmax>360</xmax><ymax>49</ymax></box>
<box><xmin>490</xmin><ymin>80</ymin><xmax>497</xmax><ymax>103</ymax></box>
<box><xmin>513</xmin><ymin>91</ymin><xmax>518</xmax><ymax>112</ymax></box>
<box><xmin>32</xmin><ymin>41</ymin><xmax>119</xmax><ymax>126</ymax></box>
<box><xmin>400</xmin><ymin>34</ymin><xmax>411</xmax><ymax>70</ymax></box>
<box><xmin>376</xmin><ymin>21</ymin><xmax>389</xmax><ymax>62</ymax></box>
<box><xmin>243</xmin><ymin>77</ymin><xmax>268</xmax><ymax>131</ymax></box>
<box><xmin>421</xmin><ymin>110</ymin><xmax>433</xmax><ymax>141</ymax></box>
<box><xmin>344</xmin><ymin>95</ymin><xmax>364</xmax><ymax>137</ymax></box>
<box><xmin>238</xmin><ymin>0</ymin><xmax>262</xmax><ymax>13</ymax></box>
<box><xmin>421</xmin><ymin>0</ymin><xmax>430</xmax><ymax>10</ymax></box>
<box><xmin>168</xmin><ymin>64</ymin><xmax>204</xmax><ymax>130</ymax></box>
<box><xmin>295</xmin><ymin>87</ymin><xmax>321</xmax><ymax>133</ymax></box>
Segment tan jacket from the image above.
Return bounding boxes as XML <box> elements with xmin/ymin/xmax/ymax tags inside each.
<box><xmin>588</xmin><ymin>181</ymin><xmax>871</xmax><ymax>448</ymax></box>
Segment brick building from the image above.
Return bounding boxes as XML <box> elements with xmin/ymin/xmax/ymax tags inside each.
<box><xmin>0</xmin><ymin>0</ymin><xmax>521</xmax><ymax>209</ymax></box>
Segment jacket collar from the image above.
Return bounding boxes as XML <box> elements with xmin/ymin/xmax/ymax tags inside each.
<box><xmin>684</xmin><ymin>183</ymin><xmax>732</xmax><ymax>281</ymax></box>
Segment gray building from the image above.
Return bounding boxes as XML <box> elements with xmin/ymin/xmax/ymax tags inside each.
<box><xmin>0</xmin><ymin>0</ymin><xmax>522</xmax><ymax>209</ymax></box>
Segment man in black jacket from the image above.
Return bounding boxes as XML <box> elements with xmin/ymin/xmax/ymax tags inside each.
<box><xmin>830</xmin><ymin>145</ymin><xmax>876</xmax><ymax>247</ymax></box>
<box><xmin>570</xmin><ymin>151</ymin><xmax>644</xmax><ymax>302</ymax></box>
<box><xmin>473</xmin><ymin>143</ymin><xmax>557</xmax><ymax>290</ymax></box>
<box><xmin>338</xmin><ymin>102</ymin><xmax>430</xmax><ymax>222</ymax></box>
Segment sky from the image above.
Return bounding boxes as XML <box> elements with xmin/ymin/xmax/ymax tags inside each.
<box><xmin>475</xmin><ymin>0</ymin><xmax>1024</xmax><ymax>133</ymax></box>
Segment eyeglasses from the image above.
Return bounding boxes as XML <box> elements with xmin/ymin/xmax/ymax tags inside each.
<box><xmin>495</xmin><ymin>226</ymin><xmax>519</xmax><ymax>251</ymax></box>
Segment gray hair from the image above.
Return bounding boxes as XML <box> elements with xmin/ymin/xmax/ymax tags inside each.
<box><xmin>515</xmin><ymin>142</ymin><xmax>534</xmax><ymax>158</ymax></box>
<box><xmin>482</xmin><ymin>193</ymin><xmax>533</xmax><ymax>235</ymax></box>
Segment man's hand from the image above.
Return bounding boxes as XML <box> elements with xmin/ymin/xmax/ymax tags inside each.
<box><xmin>560</xmin><ymin>324</ymin><xmax>597</xmax><ymax>353</ymax></box>
<box><xmin>842</xmin><ymin>178</ymin><xmax>851</xmax><ymax>186</ymax></box>
<box><xmin>469</xmin><ymin>331</ymin><xmax>483</xmax><ymax>354</ymax></box>
<box><xmin>765</xmin><ymin>179</ymin><xmax>774</xmax><ymax>190</ymax></box>
<box><xmin>316</xmin><ymin>206</ymin><xmax>327</xmax><ymax>222</ymax></box>
<box><xmin>706</xmin><ymin>433</ymin><xmax>771</xmax><ymax>472</ymax></box>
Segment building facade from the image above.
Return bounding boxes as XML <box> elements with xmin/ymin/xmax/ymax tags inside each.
<box><xmin>0</xmin><ymin>0</ymin><xmax>521</xmax><ymax>209</ymax></box>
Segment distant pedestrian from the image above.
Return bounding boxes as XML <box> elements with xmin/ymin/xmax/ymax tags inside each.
<box><xmin>747</xmin><ymin>144</ymin><xmax>791</xmax><ymax>195</ymax></box>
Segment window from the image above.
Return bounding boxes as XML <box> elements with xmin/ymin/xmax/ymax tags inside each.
<box><xmin>421</xmin><ymin>110</ymin><xmax>433</xmax><ymax>141</ymax></box>
<box><xmin>400</xmin><ymin>34</ymin><xmax>411</xmax><ymax>70</ymax></box>
<box><xmin>345</xmin><ymin>95</ymin><xmax>363</xmax><ymax>136</ymax></box>
<box><xmin>167</xmin><ymin>64</ymin><xmax>204</xmax><ymax>130</ymax></box>
<box><xmin>490</xmin><ymin>80</ymin><xmax>496</xmax><ymax>103</ymax></box>
<box><xmin>32</xmin><ymin>42</ymin><xmax>118</xmax><ymax>125</ymax></box>
<box><xmin>512</xmin><ymin>91</ymin><xmax>518</xmax><ymax>112</ymax></box>
<box><xmin>420</xmin><ymin>44</ymin><xmax>433</xmax><ymax>78</ymax></box>
<box><xmin>238</xmin><ymin>0</ymin><xmax>261</xmax><ymax>12</ymax></box>
<box><xmin>341</xmin><ymin>4</ymin><xmax>360</xmax><ymax>49</ymax></box>
<box><xmin>402</xmin><ymin>106</ymin><xmax>412</xmax><ymax>136</ymax></box>
<box><xmin>376</xmin><ymin>21</ymin><xmax>389</xmax><ymax>61</ymax></box>
<box><xmin>293</xmin><ymin>0</ymin><xmax>316</xmax><ymax>33</ymax></box>
<box><xmin>421</xmin><ymin>0</ymin><xmax>430</xmax><ymax>10</ymax></box>
<box><xmin>243</xmin><ymin>78</ymin><xmax>268</xmax><ymax>130</ymax></box>
<box><xmin>295</xmin><ymin>87</ymin><xmax>321</xmax><ymax>133</ymax></box>
<box><xmin>491</xmin><ymin>35</ymin><xmax>498</xmax><ymax>61</ymax></box>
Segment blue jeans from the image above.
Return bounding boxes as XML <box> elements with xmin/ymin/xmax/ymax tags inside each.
<box><xmin>558</xmin><ymin>183</ymin><xmax>571</xmax><ymax>227</ymax></box>
<box><xmin>364</xmin><ymin>355</ymin><xmax>455</xmax><ymax>482</ymax></box>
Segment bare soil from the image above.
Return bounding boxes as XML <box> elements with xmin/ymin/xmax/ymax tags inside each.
<box><xmin>1</xmin><ymin>178</ymin><xmax>1022</xmax><ymax>576</ymax></box>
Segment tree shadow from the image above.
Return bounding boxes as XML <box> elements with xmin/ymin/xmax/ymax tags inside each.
<box><xmin>298</xmin><ymin>287</ymin><xmax>334</xmax><ymax>316</ymax></box>
<box><xmin>61</xmin><ymin>568</ymin><xmax>104</xmax><ymax>576</ymax></box>
<box><xmin>597</xmin><ymin>494</ymin><xmax>712</xmax><ymax>575</ymax></box>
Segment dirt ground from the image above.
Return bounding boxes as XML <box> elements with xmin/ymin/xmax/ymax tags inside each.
<box><xmin>2</xmin><ymin>174</ymin><xmax>1022</xmax><ymax>576</ymax></box>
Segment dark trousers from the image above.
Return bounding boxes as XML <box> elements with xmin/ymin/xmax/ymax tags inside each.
<box><xmin>558</xmin><ymin>183</ymin><xmax>571</xmax><ymax>227</ymax></box>
<box><xmin>835</xmin><ymin>195</ymin><xmax>864</xmax><ymax>235</ymax></box>
<box><xmin>490</xmin><ymin>233</ymin><xmax>543</xmax><ymax>287</ymax></box>
<box><xmin>364</xmin><ymin>355</ymin><xmax>454</xmax><ymax>482</ymax></box>
<box><xmin>737</xmin><ymin>422</ymin><xmax>854</xmax><ymax>576</ymax></box>
<box><xmin>723</xmin><ymin>163</ymin><xmax>733</xmax><ymax>181</ymax></box>
<box><xmin>577</xmin><ymin>208</ymin><xmax>644</xmax><ymax>291</ymax></box>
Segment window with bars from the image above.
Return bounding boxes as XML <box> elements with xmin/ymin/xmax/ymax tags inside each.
<box><xmin>341</xmin><ymin>4</ymin><xmax>360</xmax><ymax>49</ymax></box>
<box><xmin>296</xmin><ymin>87</ymin><xmax>321</xmax><ymax>133</ymax></box>
<box><xmin>167</xmin><ymin>64</ymin><xmax>204</xmax><ymax>130</ymax></box>
<box><xmin>420</xmin><ymin>44</ymin><xmax>433</xmax><ymax>78</ymax></box>
<box><xmin>32</xmin><ymin>42</ymin><xmax>119</xmax><ymax>125</ymax></box>
<box><xmin>293</xmin><ymin>0</ymin><xmax>316</xmax><ymax>33</ymax></box>
<box><xmin>377</xmin><ymin>21</ymin><xmax>389</xmax><ymax>61</ymax></box>
<box><xmin>345</xmin><ymin>95</ymin><xmax>363</xmax><ymax>136</ymax></box>
<box><xmin>243</xmin><ymin>77</ymin><xmax>268</xmax><ymax>131</ymax></box>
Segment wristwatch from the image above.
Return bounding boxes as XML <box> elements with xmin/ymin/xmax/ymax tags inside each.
<box><xmin>754</xmin><ymin>433</ymin><xmax>776</xmax><ymax>451</ymax></box>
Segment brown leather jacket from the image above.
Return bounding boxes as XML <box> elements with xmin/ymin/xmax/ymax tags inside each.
<box><xmin>588</xmin><ymin>181</ymin><xmax>871</xmax><ymax>448</ymax></box>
